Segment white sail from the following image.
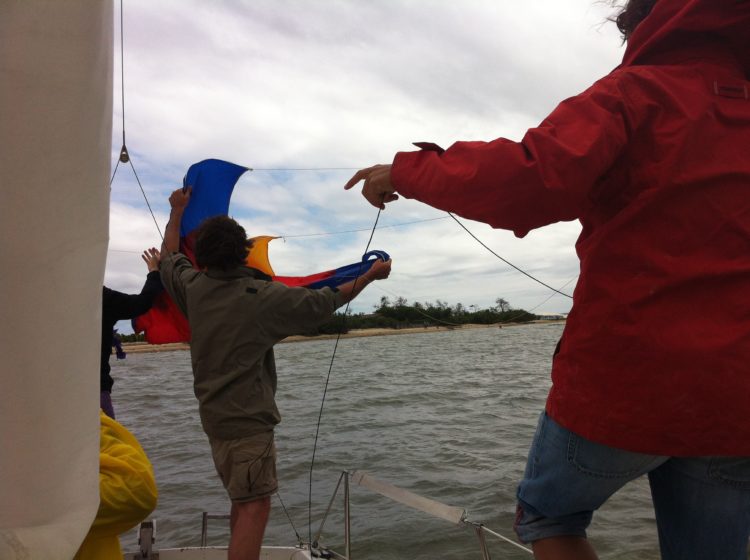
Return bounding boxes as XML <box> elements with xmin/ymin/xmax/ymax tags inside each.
<box><xmin>0</xmin><ymin>2</ymin><xmax>113</xmax><ymax>559</ymax></box>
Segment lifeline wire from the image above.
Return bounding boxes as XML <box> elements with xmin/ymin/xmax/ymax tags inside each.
<box><xmin>307</xmin><ymin>207</ymin><xmax>384</xmax><ymax>548</ymax></box>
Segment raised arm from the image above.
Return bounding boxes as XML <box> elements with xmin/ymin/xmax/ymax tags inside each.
<box><xmin>141</xmin><ymin>247</ymin><xmax>160</xmax><ymax>272</ymax></box>
<box><xmin>102</xmin><ymin>249</ymin><xmax>164</xmax><ymax>320</ymax></box>
<box><xmin>161</xmin><ymin>188</ymin><xmax>191</xmax><ymax>255</ymax></box>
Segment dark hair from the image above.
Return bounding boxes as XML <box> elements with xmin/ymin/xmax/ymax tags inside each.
<box><xmin>194</xmin><ymin>215</ymin><xmax>254</xmax><ymax>270</ymax></box>
<box><xmin>612</xmin><ymin>0</ymin><xmax>657</xmax><ymax>40</ymax></box>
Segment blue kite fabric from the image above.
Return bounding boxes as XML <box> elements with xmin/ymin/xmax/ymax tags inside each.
<box><xmin>180</xmin><ymin>159</ymin><xmax>249</xmax><ymax>237</ymax></box>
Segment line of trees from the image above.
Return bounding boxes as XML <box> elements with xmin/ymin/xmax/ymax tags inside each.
<box><xmin>118</xmin><ymin>297</ymin><xmax>536</xmax><ymax>343</ymax></box>
<box><xmin>118</xmin><ymin>331</ymin><xmax>146</xmax><ymax>343</ymax></box>
<box><xmin>117</xmin><ymin>333</ymin><xmax>146</xmax><ymax>342</ymax></box>
<box><xmin>313</xmin><ymin>296</ymin><xmax>536</xmax><ymax>335</ymax></box>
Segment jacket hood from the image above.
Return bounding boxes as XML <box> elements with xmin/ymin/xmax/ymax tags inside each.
<box><xmin>621</xmin><ymin>0</ymin><xmax>750</xmax><ymax>76</ymax></box>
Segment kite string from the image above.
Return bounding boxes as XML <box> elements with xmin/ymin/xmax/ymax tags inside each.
<box><xmin>303</xmin><ymin>209</ymin><xmax>570</xmax><ymax>549</ymax></box>
<box><xmin>257</xmin><ymin>161</ymin><xmax>573</xmax><ymax>300</ymax></box>
<box><xmin>447</xmin><ymin>213</ymin><xmax>573</xmax><ymax>299</ymax></box>
<box><xmin>246</xmin><ymin>167</ymin><xmax>570</xmax><ymax>300</ymax></box>
<box><xmin>308</xmin><ymin>206</ymin><xmax>383</xmax><ymax>549</ymax></box>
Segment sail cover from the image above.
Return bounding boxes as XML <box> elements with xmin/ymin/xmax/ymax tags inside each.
<box><xmin>0</xmin><ymin>3</ymin><xmax>112</xmax><ymax>559</ymax></box>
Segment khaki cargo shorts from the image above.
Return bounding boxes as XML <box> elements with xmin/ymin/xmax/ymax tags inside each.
<box><xmin>209</xmin><ymin>431</ymin><xmax>277</xmax><ymax>502</ymax></box>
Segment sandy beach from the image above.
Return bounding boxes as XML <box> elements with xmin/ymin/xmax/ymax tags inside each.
<box><xmin>120</xmin><ymin>322</ymin><xmax>564</xmax><ymax>354</ymax></box>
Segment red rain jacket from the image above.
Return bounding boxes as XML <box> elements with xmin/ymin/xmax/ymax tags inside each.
<box><xmin>391</xmin><ymin>0</ymin><xmax>750</xmax><ymax>455</ymax></box>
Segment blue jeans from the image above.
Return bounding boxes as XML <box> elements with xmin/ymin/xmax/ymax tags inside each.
<box><xmin>515</xmin><ymin>412</ymin><xmax>750</xmax><ymax>560</ymax></box>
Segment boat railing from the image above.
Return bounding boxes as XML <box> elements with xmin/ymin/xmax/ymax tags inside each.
<box><xmin>310</xmin><ymin>469</ymin><xmax>532</xmax><ymax>560</ymax></box>
<box><xmin>182</xmin><ymin>469</ymin><xmax>532</xmax><ymax>559</ymax></box>
<box><xmin>201</xmin><ymin>512</ymin><xmax>230</xmax><ymax>547</ymax></box>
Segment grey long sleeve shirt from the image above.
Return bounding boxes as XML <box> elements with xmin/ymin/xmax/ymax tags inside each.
<box><xmin>161</xmin><ymin>252</ymin><xmax>346</xmax><ymax>440</ymax></box>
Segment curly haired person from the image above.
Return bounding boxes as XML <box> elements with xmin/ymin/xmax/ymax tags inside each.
<box><xmin>159</xmin><ymin>188</ymin><xmax>391</xmax><ymax>560</ymax></box>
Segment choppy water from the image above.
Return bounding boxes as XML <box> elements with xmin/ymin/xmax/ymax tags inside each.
<box><xmin>114</xmin><ymin>323</ymin><xmax>662</xmax><ymax>559</ymax></box>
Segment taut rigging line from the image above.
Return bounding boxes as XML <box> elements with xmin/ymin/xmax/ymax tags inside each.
<box><xmin>111</xmin><ymin>0</ymin><xmax>163</xmax><ymax>242</ymax></box>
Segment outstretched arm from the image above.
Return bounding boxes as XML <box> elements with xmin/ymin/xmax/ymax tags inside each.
<box><xmin>335</xmin><ymin>257</ymin><xmax>392</xmax><ymax>303</ymax></box>
<box><xmin>260</xmin><ymin>257</ymin><xmax>393</xmax><ymax>341</ymax></box>
<box><xmin>161</xmin><ymin>188</ymin><xmax>191</xmax><ymax>255</ymax></box>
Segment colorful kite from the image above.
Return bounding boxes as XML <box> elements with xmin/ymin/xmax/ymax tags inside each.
<box><xmin>133</xmin><ymin>159</ymin><xmax>388</xmax><ymax>344</ymax></box>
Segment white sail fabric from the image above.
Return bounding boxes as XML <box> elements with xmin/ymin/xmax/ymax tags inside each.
<box><xmin>0</xmin><ymin>2</ymin><xmax>113</xmax><ymax>559</ymax></box>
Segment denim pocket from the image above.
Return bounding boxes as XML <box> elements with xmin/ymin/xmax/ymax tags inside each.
<box><xmin>567</xmin><ymin>433</ymin><xmax>666</xmax><ymax>479</ymax></box>
<box><xmin>707</xmin><ymin>457</ymin><xmax>750</xmax><ymax>489</ymax></box>
<box><xmin>527</xmin><ymin>413</ymin><xmax>547</xmax><ymax>476</ymax></box>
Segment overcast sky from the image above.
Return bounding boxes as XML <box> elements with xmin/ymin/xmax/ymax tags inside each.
<box><xmin>106</xmin><ymin>0</ymin><xmax>626</xmax><ymax>329</ymax></box>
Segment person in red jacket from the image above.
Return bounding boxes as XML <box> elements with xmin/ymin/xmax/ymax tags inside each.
<box><xmin>345</xmin><ymin>1</ymin><xmax>750</xmax><ymax>559</ymax></box>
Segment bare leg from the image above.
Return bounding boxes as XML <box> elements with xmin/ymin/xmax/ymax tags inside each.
<box><xmin>228</xmin><ymin>496</ymin><xmax>271</xmax><ymax>560</ymax></box>
<box><xmin>532</xmin><ymin>536</ymin><xmax>598</xmax><ymax>560</ymax></box>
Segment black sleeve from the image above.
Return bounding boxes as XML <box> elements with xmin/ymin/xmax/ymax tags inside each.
<box><xmin>102</xmin><ymin>271</ymin><xmax>164</xmax><ymax>321</ymax></box>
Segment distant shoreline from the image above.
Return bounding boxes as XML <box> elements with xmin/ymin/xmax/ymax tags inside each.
<box><xmin>121</xmin><ymin>320</ymin><xmax>565</xmax><ymax>354</ymax></box>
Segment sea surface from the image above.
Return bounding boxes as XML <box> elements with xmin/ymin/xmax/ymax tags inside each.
<box><xmin>114</xmin><ymin>323</ymin><xmax>663</xmax><ymax>559</ymax></box>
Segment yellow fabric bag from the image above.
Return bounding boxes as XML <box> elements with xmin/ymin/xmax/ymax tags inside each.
<box><xmin>74</xmin><ymin>412</ymin><xmax>158</xmax><ymax>560</ymax></box>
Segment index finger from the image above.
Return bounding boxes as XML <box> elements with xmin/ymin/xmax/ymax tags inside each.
<box><xmin>344</xmin><ymin>167</ymin><xmax>374</xmax><ymax>190</ymax></box>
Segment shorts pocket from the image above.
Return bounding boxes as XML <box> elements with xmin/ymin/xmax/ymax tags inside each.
<box><xmin>708</xmin><ymin>457</ymin><xmax>750</xmax><ymax>490</ymax></box>
<box><xmin>567</xmin><ymin>434</ymin><xmax>665</xmax><ymax>479</ymax></box>
<box><xmin>246</xmin><ymin>453</ymin><xmax>277</xmax><ymax>496</ymax></box>
<box><xmin>525</xmin><ymin>412</ymin><xmax>549</xmax><ymax>480</ymax></box>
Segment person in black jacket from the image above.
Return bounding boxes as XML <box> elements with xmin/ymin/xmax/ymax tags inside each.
<box><xmin>100</xmin><ymin>247</ymin><xmax>163</xmax><ymax>418</ymax></box>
